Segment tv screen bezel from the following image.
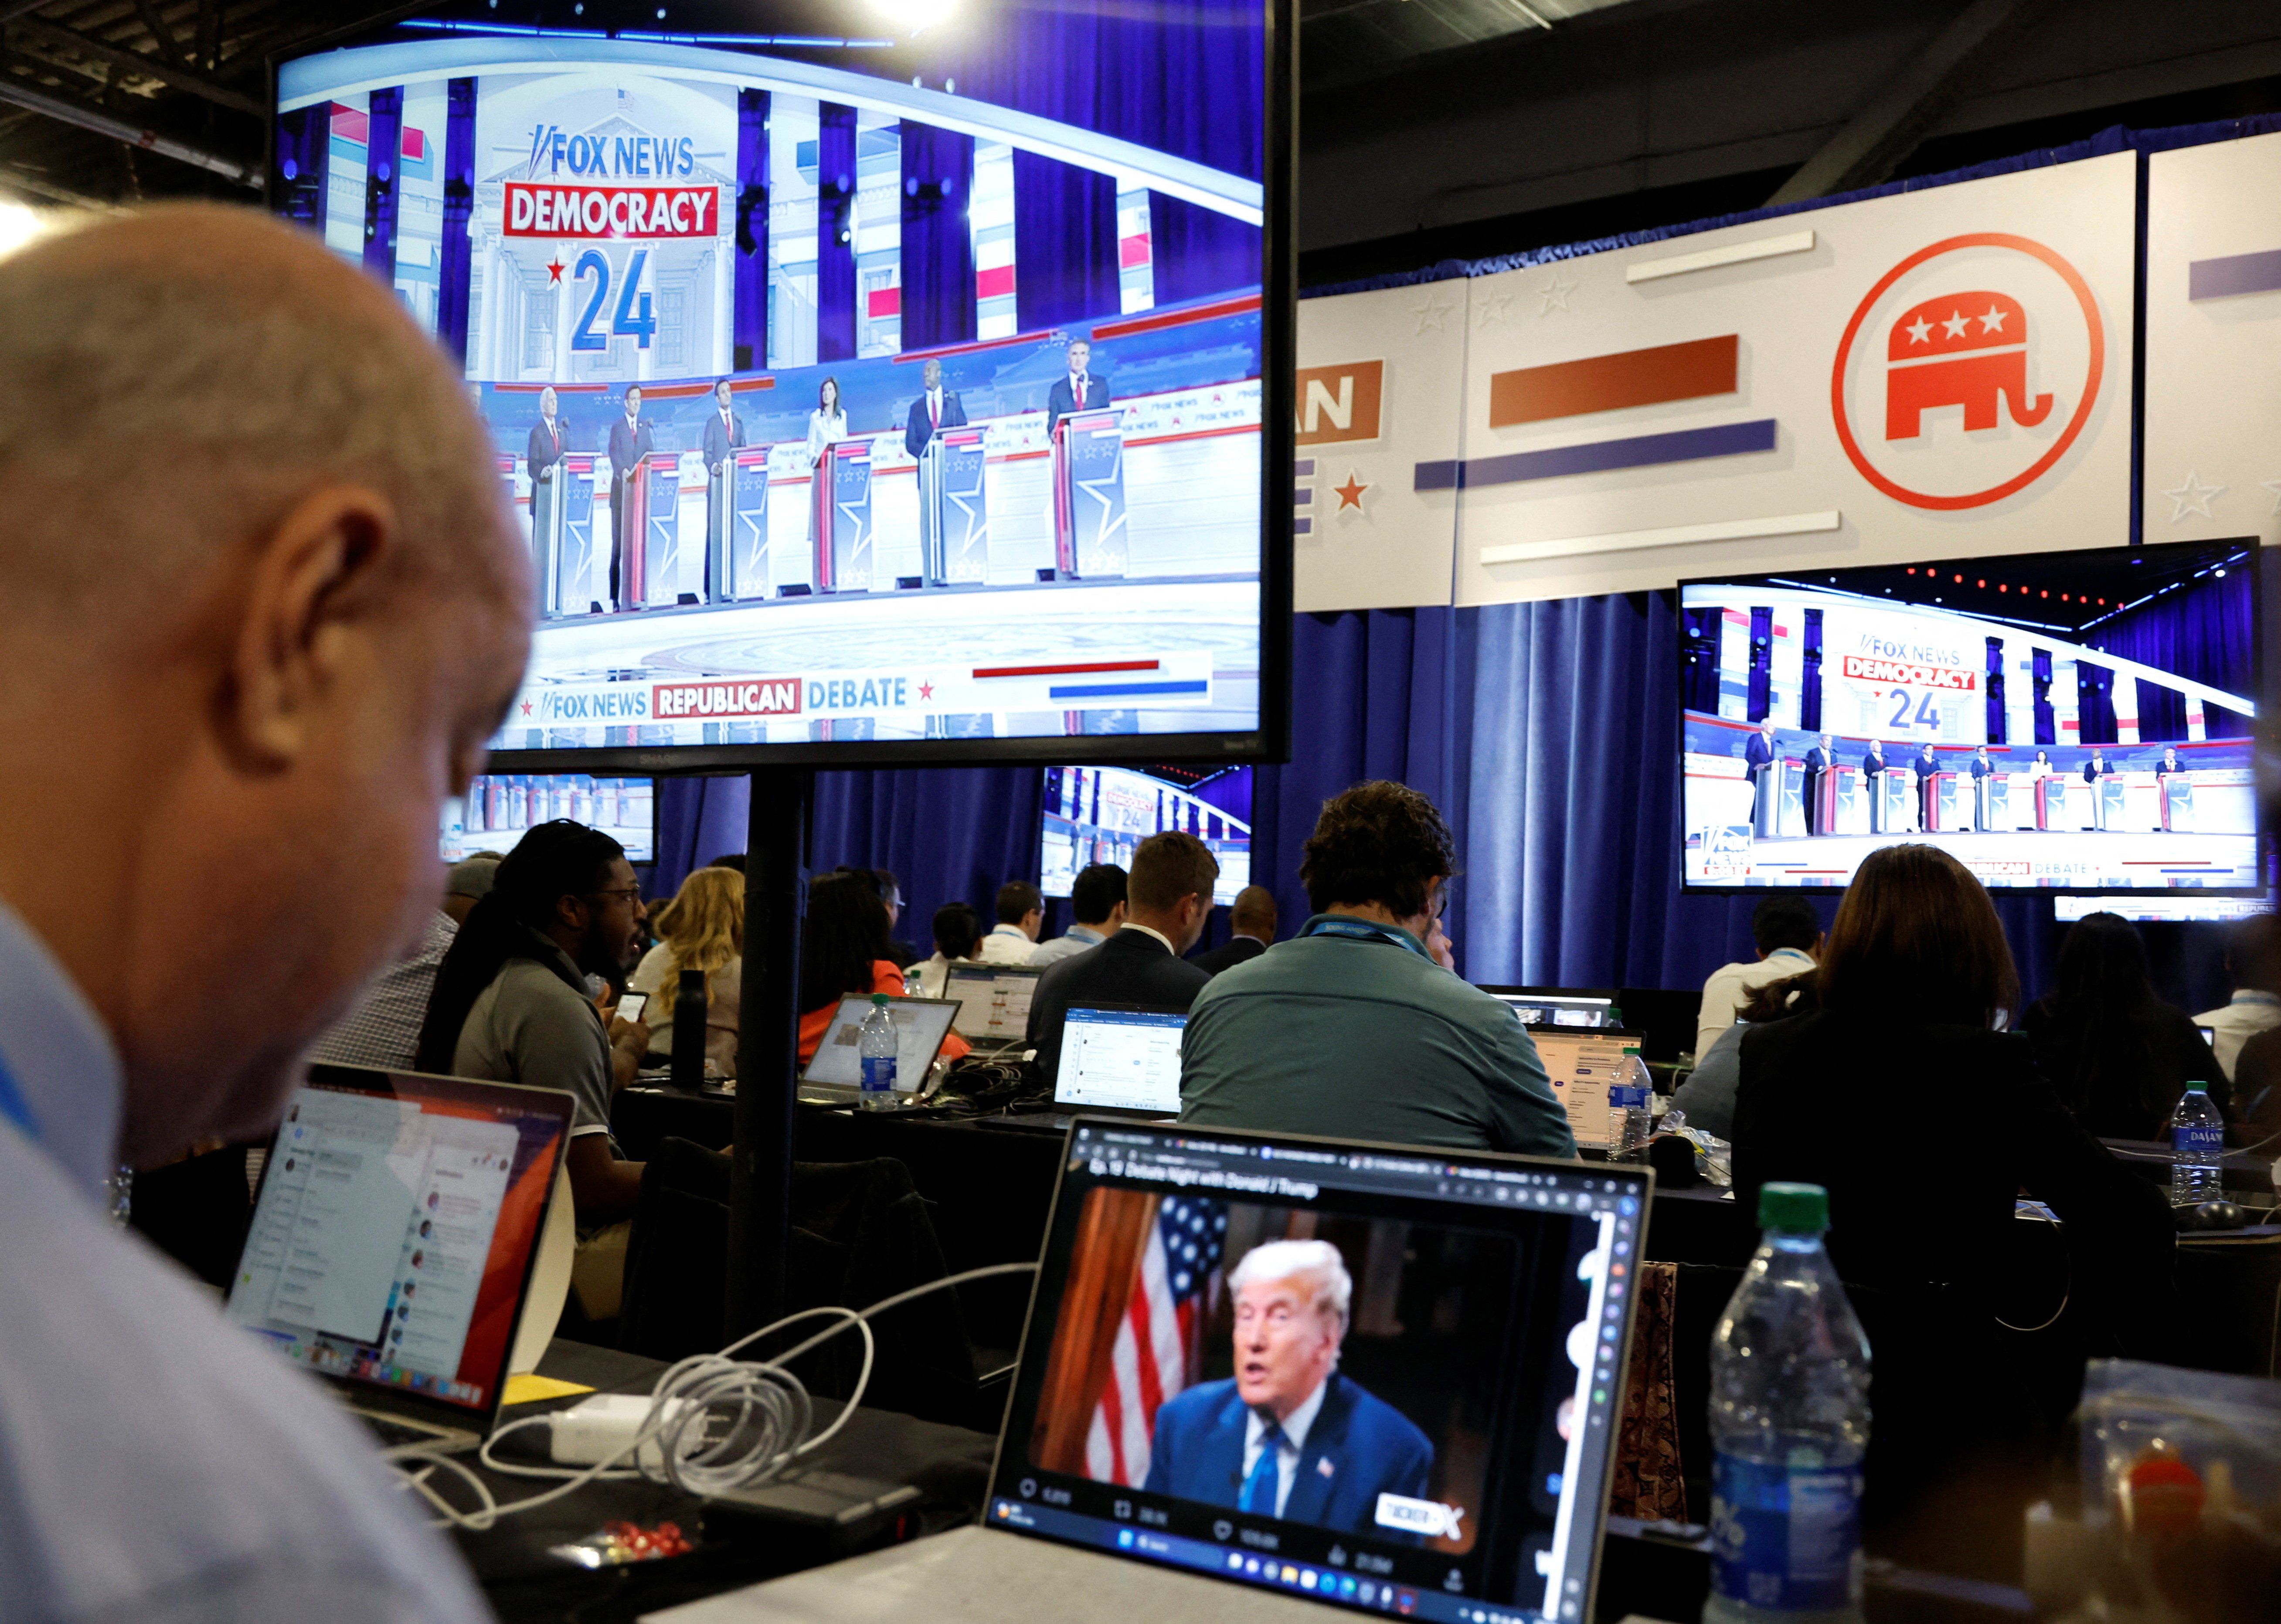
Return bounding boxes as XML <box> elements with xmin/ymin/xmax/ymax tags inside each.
<box><xmin>1673</xmin><ymin>536</ymin><xmax>2265</xmax><ymax>897</ymax></box>
<box><xmin>268</xmin><ymin>3</ymin><xmax>1297</xmax><ymax>776</ymax></box>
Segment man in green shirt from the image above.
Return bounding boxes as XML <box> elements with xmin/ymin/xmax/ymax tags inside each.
<box><xmin>1178</xmin><ymin>782</ymin><xmax>1574</xmax><ymax>1157</ymax></box>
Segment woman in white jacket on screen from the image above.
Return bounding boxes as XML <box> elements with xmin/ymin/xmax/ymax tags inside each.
<box><xmin>805</xmin><ymin>374</ymin><xmax>846</xmax><ymax>463</ymax></box>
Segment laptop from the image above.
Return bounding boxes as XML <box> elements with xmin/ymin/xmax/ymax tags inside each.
<box><xmin>795</xmin><ymin>994</ymin><xmax>962</xmax><ymax>1106</ymax></box>
<box><xmin>224</xmin><ymin>1063</ymin><xmax>574</xmax><ymax>1460</ymax></box>
<box><xmin>1478</xmin><ymin>986</ymin><xmax>1618</xmax><ymax>1030</ymax></box>
<box><xmin>1530</xmin><ymin>1027</ymin><xmax>1645</xmax><ymax>1154</ymax></box>
<box><xmin>945</xmin><ymin>962</ymin><xmax>1045</xmax><ymax>1051</ymax></box>
<box><xmin>647</xmin><ymin>1120</ymin><xmax>1652</xmax><ymax>1624</ymax></box>
<box><xmin>983</xmin><ymin>1003</ymin><xmax>1187</xmax><ymax>1133</ymax></box>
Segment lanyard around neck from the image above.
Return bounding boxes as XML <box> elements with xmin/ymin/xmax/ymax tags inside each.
<box><xmin>1301</xmin><ymin>916</ymin><xmax>1431</xmax><ymax>961</ymax></box>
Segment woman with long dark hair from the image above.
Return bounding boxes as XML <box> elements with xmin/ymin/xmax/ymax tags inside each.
<box><xmin>2020</xmin><ymin>912</ymin><xmax>2227</xmax><ymax>1139</ymax></box>
<box><xmin>416</xmin><ymin>820</ymin><xmax>651</xmax><ymax>1245</ymax></box>
<box><xmin>795</xmin><ymin>873</ymin><xmax>969</xmax><ymax>1065</ymax></box>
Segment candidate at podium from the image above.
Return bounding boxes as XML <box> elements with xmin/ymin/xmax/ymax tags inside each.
<box><xmin>606</xmin><ymin>385</ymin><xmax>654</xmax><ymax>610</ymax></box>
<box><xmin>2084</xmin><ymin>750</ymin><xmax>2110</xmax><ymax>785</ymax></box>
<box><xmin>1743</xmin><ymin>721</ymin><xmax>1779</xmax><ymax>822</ymax></box>
<box><xmin>904</xmin><ymin>357</ymin><xmax>967</xmax><ymax>459</ymax></box>
<box><xmin>527</xmin><ymin>384</ymin><xmax>568</xmax><ymax>483</ymax></box>
<box><xmin>1913</xmin><ymin>742</ymin><xmax>1941</xmax><ymax>830</ymax></box>
<box><xmin>1046</xmin><ymin>338</ymin><xmax>1111</xmax><ymax>436</ymax></box>
<box><xmin>1862</xmin><ymin>740</ymin><xmax>1887</xmax><ymax>780</ymax></box>
<box><xmin>702</xmin><ymin>378</ymin><xmax>743</xmax><ymax>474</ymax></box>
<box><xmin>2157</xmin><ymin>747</ymin><xmax>2183</xmax><ymax>779</ymax></box>
<box><xmin>1802</xmin><ymin>734</ymin><xmax>1836</xmax><ymax>834</ymax></box>
<box><xmin>1968</xmin><ymin>746</ymin><xmax>1995</xmax><ymax>781</ymax></box>
<box><xmin>1142</xmin><ymin>1239</ymin><xmax>1433</xmax><ymax>1539</ymax></box>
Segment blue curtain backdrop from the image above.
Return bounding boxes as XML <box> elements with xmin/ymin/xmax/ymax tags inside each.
<box><xmin>900</xmin><ymin>124</ymin><xmax>977</xmax><ymax>351</ymax></box>
<box><xmin>815</xmin><ymin>105</ymin><xmax>858</xmax><ymax>362</ymax></box>
<box><xmin>647</xmin><ymin>597</ymin><xmax>2075</xmax><ymax>1004</ymax></box>
<box><xmin>2087</xmin><ymin>571</ymin><xmax>2257</xmax><ymax>741</ymax></box>
<box><xmin>436</xmin><ymin>80</ymin><xmax>476</xmax><ymax>361</ymax></box>
<box><xmin>731</xmin><ymin>89</ymin><xmax>770</xmax><ymax>371</ymax></box>
<box><xmin>1013</xmin><ymin>153</ymin><xmax>1118</xmax><ymax>330</ymax></box>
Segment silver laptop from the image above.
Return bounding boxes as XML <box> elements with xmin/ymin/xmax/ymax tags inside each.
<box><xmin>1530</xmin><ymin>1027</ymin><xmax>1647</xmax><ymax>1154</ymax></box>
<box><xmin>986</xmin><ymin>1003</ymin><xmax>1186</xmax><ymax>1132</ymax></box>
<box><xmin>795</xmin><ymin>994</ymin><xmax>962</xmax><ymax>1105</ymax></box>
<box><xmin>225</xmin><ymin>1063</ymin><xmax>575</xmax><ymax>1459</ymax></box>
<box><xmin>647</xmin><ymin>1120</ymin><xmax>1652</xmax><ymax>1624</ymax></box>
<box><xmin>943</xmin><ymin>961</ymin><xmax>1045</xmax><ymax>1051</ymax></box>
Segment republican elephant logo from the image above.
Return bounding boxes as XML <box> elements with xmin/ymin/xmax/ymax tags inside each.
<box><xmin>1883</xmin><ymin>290</ymin><xmax>2052</xmax><ymax>441</ymax></box>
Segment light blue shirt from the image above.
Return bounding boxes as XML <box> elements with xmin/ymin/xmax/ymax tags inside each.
<box><xmin>1027</xmin><ymin>923</ymin><xmax>1107</xmax><ymax>967</ymax></box>
<box><xmin>0</xmin><ymin>901</ymin><xmax>493</xmax><ymax>1624</ymax></box>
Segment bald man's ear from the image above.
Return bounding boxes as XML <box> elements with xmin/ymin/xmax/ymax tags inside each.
<box><xmin>222</xmin><ymin>486</ymin><xmax>397</xmax><ymax>768</ymax></box>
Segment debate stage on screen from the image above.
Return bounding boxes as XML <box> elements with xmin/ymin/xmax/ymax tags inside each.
<box><xmin>1688</xmin><ymin>826</ymin><xmax>2262</xmax><ymax>890</ymax></box>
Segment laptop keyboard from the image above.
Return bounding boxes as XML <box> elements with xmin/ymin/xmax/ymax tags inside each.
<box><xmin>363</xmin><ymin>1414</ymin><xmax>451</xmax><ymax>1451</ymax></box>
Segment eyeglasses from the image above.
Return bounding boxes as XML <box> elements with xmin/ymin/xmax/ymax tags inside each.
<box><xmin>585</xmin><ymin>887</ymin><xmax>642</xmax><ymax>907</ymax></box>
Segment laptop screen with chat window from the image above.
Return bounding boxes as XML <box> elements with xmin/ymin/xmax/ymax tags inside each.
<box><xmin>1053</xmin><ymin>1006</ymin><xmax>1186</xmax><ymax>1114</ymax></box>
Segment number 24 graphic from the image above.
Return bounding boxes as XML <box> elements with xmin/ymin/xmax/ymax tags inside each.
<box><xmin>1886</xmin><ymin>687</ymin><xmax>1941</xmax><ymax>730</ymax></box>
<box><xmin>570</xmin><ymin>248</ymin><xmax>657</xmax><ymax>352</ymax></box>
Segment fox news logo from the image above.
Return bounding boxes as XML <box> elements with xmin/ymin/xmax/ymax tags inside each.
<box><xmin>528</xmin><ymin>125</ymin><xmax>697</xmax><ymax>179</ymax></box>
<box><xmin>1294</xmin><ymin>360</ymin><xmax>1383</xmax><ymax>446</ymax></box>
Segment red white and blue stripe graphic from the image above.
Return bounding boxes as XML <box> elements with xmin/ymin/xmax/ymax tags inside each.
<box><xmin>971</xmin><ymin>657</ymin><xmax>1206</xmax><ymax>702</ymax></box>
<box><xmin>2189</xmin><ymin>249</ymin><xmax>2281</xmax><ymax>300</ymax></box>
<box><xmin>1086</xmin><ymin>1195</ymin><xmax>1226</xmax><ymax>1486</ymax></box>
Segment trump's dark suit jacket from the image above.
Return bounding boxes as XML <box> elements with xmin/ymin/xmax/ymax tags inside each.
<box><xmin>1142</xmin><ymin>1372</ymin><xmax>1434</xmax><ymax>1539</ymax></box>
<box><xmin>1026</xmin><ymin>926</ymin><xmax>1207</xmax><ymax>1083</ymax></box>
<box><xmin>1045</xmin><ymin>373</ymin><xmax>1112</xmax><ymax>436</ymax></box>
<box><xmin>904</xmin><ymin>389</ymin><xmax>968</xmax><ymax>459</ymax></box>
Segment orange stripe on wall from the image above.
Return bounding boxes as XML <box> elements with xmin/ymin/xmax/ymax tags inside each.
<box><xmin>1488</xmin><ymin>333</ymin><xmax>1738</xmax><ymax>427</ymax></box>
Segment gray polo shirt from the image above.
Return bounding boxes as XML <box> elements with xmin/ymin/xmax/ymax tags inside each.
<box><xmin>451</xmin><ymin>931</ymin><xmax>614</xmax><ymax>1142</ymax></box>
<box><xmin>1178</xmin><ymin>916</ymin><xmax>1574</xmax><ymax>1157</ymax></box>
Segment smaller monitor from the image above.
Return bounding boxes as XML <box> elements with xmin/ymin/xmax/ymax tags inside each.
<box><xmin>2053</xmin><ymin>893</ymin><xmax>2273</xmax><ymax>923</ymax></box>
<box><xmin>1481</xmin><ymin>986</ymin><xmax>1618</xmax><ymax>1029</ymax></box>
<box><xmin>1053</xmin><ymin>1006</ymin><xmax>1187</xmax><ymax>1115</ymax></box>
<box><xmin>443</xmin><ymin>775</ymin><xmax>655</xmax><ymax>863</ymax></box>
<box><xmin>800</xmin><ymin>996</ymin><xmax>960</xmax><ymax>1091</ymax></box>
<box><xmin>945</xmin><ymin>963</ymin><xmax>1044</xmax><ymax>1042</ymax></box>
<box><xmin>1041</xmin><ymin>765</ymin><xmax>1252</xmax><ymax>907</ymax></box>
<box><xmin>1531</xmin><ymin>1028</ymin><xmax>1641</xmax><ymax>1150</ymax></box>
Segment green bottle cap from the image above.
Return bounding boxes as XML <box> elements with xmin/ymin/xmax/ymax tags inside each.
<box><xmin>2186</xmin><ymin>1081</ymin><xmax>2209</xmax><ymax>1094</ymax></box>
<box><xmin>871</xmin><ymin>992</ymin><xmax>890</xmax><ymax>1007</ymax></box>
<box><xmin>1757</xmin><ymin>1182</ymin><xmax>1829</xmax><ymax>1234</ymax></box>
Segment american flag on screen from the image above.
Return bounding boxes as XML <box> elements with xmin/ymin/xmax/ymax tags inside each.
<box><xmin>1086</xmin><ymin>1195</ymin><xmax>1228</xmax><ymax>1485</ymax></box>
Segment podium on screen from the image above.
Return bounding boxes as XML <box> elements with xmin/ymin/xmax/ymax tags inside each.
<box><xmin>918</xmin><ymin>425</ymin><xmax>990</xmax><ymax>587</ymax></box>
<box><xmin>1051</xmin><ymin>407</ymin><xmax>1127</xmax><ymax>579</ymax></box>
<box><xmin>812</xmin><ymin>438</ymin><xmax>874</xmax><ymax>593</ymax></box>
<box><xmin>719</xmin><ymin>446</ymin><xmax>772</xmax><ymax>602</ymax></box>
<box><xmin>641</xmin><ymin>451</ymin><xmax>680</xmax><ymax>608</ymax></box>
<box><xmin>2162</xmin><ymin>774</ymin><xmax>2196</xmax><ymax>832</ymax></box>
<box><xmin>524</xmin><ymin>453</ymin><xmax>564</xmax><ymax>620</ymax></box>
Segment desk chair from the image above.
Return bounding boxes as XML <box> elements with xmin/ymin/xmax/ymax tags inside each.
<box><xmin>2175</xmin><ymin>1229</ymin><xmax>2281</xmax><ymax>1378</ymax></box>
<box><xmin>617</xmin><ymin>1138</ymin><xmax>1018</xmax><ymax>1432</ymax></box>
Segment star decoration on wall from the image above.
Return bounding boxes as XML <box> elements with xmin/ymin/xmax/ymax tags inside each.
<box><xmin>1474</xmin><ymin>287</ymin><xmax>1515</xmax><ymax>326</ymax></box>
<box><xmin>1537</xmin><ymin>272</ymin><xmax>1577</xmax><ymax>314</ymax></box>
<box><xmin>546</xmin><ymin>257</ymin><xmax>567</xmax><ymax>283</ymax></box>
<box><xmin>2262</xmin><ymin>477</ymin><xmax>2281</xmax><ymax>516</ymax></box>
<box><xmin>1411</xmin><ymin>293</ymin><xmax>1454</xmax><ymax>334</ymax></box>
<box><xmin>2161</xmin><ymin>470</ymin><xmax>2225</xmax><ymax>521</ymax></box>
<box><xmin>1333</xmin><ymin>472</ymin><xmax>1368</xmax><ymax>510</ymax></box>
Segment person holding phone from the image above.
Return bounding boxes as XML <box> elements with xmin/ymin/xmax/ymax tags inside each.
<box><xmin>626</xmin><ymin>866</ymin><xmax>744</xmax><ymax>1075</ymax></box>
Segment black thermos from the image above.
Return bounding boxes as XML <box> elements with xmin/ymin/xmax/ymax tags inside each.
<box><xmin>671</xmin><ymin>967</ymin><xmax>707</xmax><ymax>1086</ymax></box>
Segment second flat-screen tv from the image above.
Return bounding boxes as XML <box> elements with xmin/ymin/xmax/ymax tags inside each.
<box><xmin>273</xmin><ymin>1</ymin><xmax>1293</xmax><ymax>771</ymax></box>
<box><xmin>1680</xmin><ymin>538</ymin><xmax>2261</xmax><ymax>892</ymax></box>
<box><xmin>444</xmin><ymin>774</ymin><xmax>655</xmax><ymax>864</ymax></box>
<box><xmin>1041</xmin><ymin>765</ymin><xmax>1251</xmax><ymax>906</ymax></box>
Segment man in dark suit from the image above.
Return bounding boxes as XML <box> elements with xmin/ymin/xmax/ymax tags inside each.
<box><xmin>2158</xmin><ymin>746</ymin><xmax>2183</xmax><ymax>778</ymax></box>
<box><xmin>2084</xmin><ymin>750</ymin><xmax>2110</xmax><ymax>784</ymax></box>
<box><xmin>1968</xmin><ymin>745</ymin><xmax>1995</xmax><ymax>780</ymax></box>
<box><xmin>1914</xmin><ymin>742</ymin><xmax>1942</xmax><ymax>831</ymax></box>
<box><xmin>1801</xmin><ymin>733</ymin><xmax>1836</xmax><ymax>835</ymax></box>
<box><xmin>903</xmin><ymin>357</ymin><xmax>966</xmax><ymax>460</ymax></box>
<box><xmin>1045</xmin><ymin>338</ymin><xmax>1110</xmax><ymax>436</ymax></box>
<box><xmin>527</xmin><ymin>384</ymin><xmax>568</xmax><ymax>484</ymax></box>
<box><xmin>1143</xmin><ymin>1238</ymin><xmax>1434</xmax><ymax>1538</ymax></box>
<box><xmin>526</xmin><ymin>385</ymin><xmax>569</xmax><ymax>612</ymax></box>
<box><xmin>606</xmin><ymin>385</ymin><xmax>654</xmax><ymax>611</ymax></box>
<box><xmin>1027</xmin><ymin>830</ymin><xmax>1215</xmax><ymax>1081</ymax></box>
<box><xmin>1743</xmin><ymin>720</ymin><xmax>1779</xmax><ymax>825</ymax></box>
<box><xmin>700</xmin><ymin>379</ymin><xmax>742</xmax><ymax>603</ymax></box>
<box><xmin>1862</xmin><ymin>739</ymin><xmax>1887</xmax><ymax>781</ymax></box>
<box><xmin>1192</xmin><ymin>885</ymin><xmax>1278</xmax><ymax>977</ymax></box>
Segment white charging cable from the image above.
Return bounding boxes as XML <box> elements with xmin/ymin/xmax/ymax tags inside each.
<box><xmin>403</xmin><ymin>1261</ymin><xmax>1037</xmax><ymax>1530</ymax></box>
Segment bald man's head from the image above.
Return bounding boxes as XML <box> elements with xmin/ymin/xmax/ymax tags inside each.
<box><xmin>0</xmin><ymin>205</ymin><xmax>530</xmax><ymax>1166</ymax></box>
<box><xmin>0</xmin><ymin>205</ymin><xmax>517</xmax><ymax>635</ymax></box>
<box><xmin>1231</xmin><ymin>884</ymin><xmax>1277</xmax><ymax>938</ymax></box>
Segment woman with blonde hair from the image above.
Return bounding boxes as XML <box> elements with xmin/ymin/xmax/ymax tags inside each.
<box><xmin>628</xmin><ymin>865</ymin><xmax>744</xmax><ymax>1076</ymax></box>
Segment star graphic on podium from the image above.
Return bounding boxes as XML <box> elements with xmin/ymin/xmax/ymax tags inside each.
<box><xmin>918</xmin><ymin>680</ymin><xmax>935</xmax><ymax>700</ymax></box>
<box><xmin>546</xmin><ymin>257</ymin><xmax>567</xmax><ymax>284</ymax></box>
<box><xmin>2161</xmin><ymin>469</ymin><xmax>2224</xmax><ymax>521</ymax></box>
<box><xmin>1333</xmin><ymin>472</ymin><xmax>1368</xmax><ymax>511</ymax></box>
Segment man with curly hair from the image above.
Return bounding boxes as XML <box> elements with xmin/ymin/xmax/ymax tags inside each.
<box><xmin>1176</xmin><ymin>781</ymin><xmax>1573</xmax><ymax>1155</ymax></box>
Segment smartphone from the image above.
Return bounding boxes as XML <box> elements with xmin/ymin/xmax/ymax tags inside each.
<box><xmin>615</xmin><ymin>992</ymin><xmax>649</xmax><ymax>1024</ymax></box>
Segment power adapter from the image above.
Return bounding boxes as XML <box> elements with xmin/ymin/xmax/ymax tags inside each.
<box><xmin>545</xmin><ymin>1394</ymin><xmax>701</xmax><ymax>1472</ymax></box>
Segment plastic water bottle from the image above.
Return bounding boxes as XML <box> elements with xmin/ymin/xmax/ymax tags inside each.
<box><xmin>1608</xmin><ymin>1045</ymin><xmax>1653</xmax><ymax>1162</ymax></box>
<box><xmin>858</xmin><ymin>993</ymin><xmax>899</xmax><ymax>1111</ymax></box>
<box><xmin>2168</xmin><ymin>1083</ymin><xmax>2225</xmax><ymax>1206</ymax></box>
<box><xmin>1706</xmin><ymin>1182</ymin><xmax>1871</xmax><ymax>1624</ymax></box>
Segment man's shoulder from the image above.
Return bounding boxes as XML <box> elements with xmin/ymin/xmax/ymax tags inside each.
<box><xmin>1158</xmin><ymin>1376</ymin><xmax>1239</xmax><ymax>1429</ymax></box>
<box><xmin>1329</xmin><ymin>1374</ymin><xmax>1432</xmax><ymax>1453</ymax></box>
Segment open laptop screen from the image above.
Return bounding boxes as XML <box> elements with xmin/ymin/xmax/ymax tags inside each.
<box><xmin>1530</xmin><ymin>1029</ymin><xmax>1641</xmax><ymax>1152</ymax></box>
<box><xmin>945</xmin><ymin>963</ymin><xmax>1043</xmax><ymax>1042</ymax></box>
<box><xmin>224</xmin><ymin>1066</ymin><xmax>573</xmax><ymax>1419</ymax></box>
<box><xmin>1054</xmin><ymin>1007</ymin><xmax>1186</xmax><ymax>1114</ymax></box>
<box><xmin>800</xmin><ymin>995</ymin><xmax>959</xmax><ymax>1090</ymax></box>
<box><xmin>1479</xmin><ymin>988</ymin><xmax>1616</xmax><ymax>1029</ymax></box>
<box><xmin>990</xmin><ymin>1123</ymin><xmax>1649</xmax><ymax>1623</ymax></box>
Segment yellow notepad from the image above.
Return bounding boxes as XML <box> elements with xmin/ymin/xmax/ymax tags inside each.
<box><xmin>503</xmin><ymin>1372</ymin><xmax>595</xmax><ymax>1406</ymax></box>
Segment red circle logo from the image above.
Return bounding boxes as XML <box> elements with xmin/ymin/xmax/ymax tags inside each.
<box><xmin>1829</xmin><ymin>232</ymin><xmax>2105</xmax><ymax>511</ymax></box>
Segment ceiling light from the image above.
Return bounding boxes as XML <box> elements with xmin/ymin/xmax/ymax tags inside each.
<box><xmin>872</xmin><ymin>0</ymin><xmax>955</xmax><ymax>33</ymax></box>
<box><xmin>0</xmin><ymin>202</ymin><xmax>51</xmax><ymax>260</ymax></box>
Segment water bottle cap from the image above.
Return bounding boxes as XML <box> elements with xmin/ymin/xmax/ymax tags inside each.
<box><xmin>2186</xmin><ymin>1081</ymin><xmax>2208</xmax><ymax>1093</ymax></box>
<box><xmin>1757</xmin><ymin>1181</ymin><xmax>1829</xmax><ymax>1234</ymax></box>
<box><xmin>1622</xmin><ymin>1044</ymin><xmax>1642</xmax><ymax>1057</ymax></box>
<box><xmin>871</xmin><ymin>992</ymin><xmax>890</xmax><ymax>1007</ymax></box>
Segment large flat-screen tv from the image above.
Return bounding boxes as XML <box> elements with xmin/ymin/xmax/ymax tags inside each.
<box><xmin>1679</xmin><ymin>538</ymin><xmax>2261</xmax><ymax>892</ymax></box>
<box><xmin>444</xmin><ymin>774</ymin><xmax>656</xmax><ymax>863</ymax></box>
<box><xmin>272</xmin><ymin>2</ymin><xmax>1293</xmax><ymax>771</ymax></box>
<box><xmin>1041</xmin><ymin>764</ymin><xmax>1250</xmax><ymax>905</ymax></box>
